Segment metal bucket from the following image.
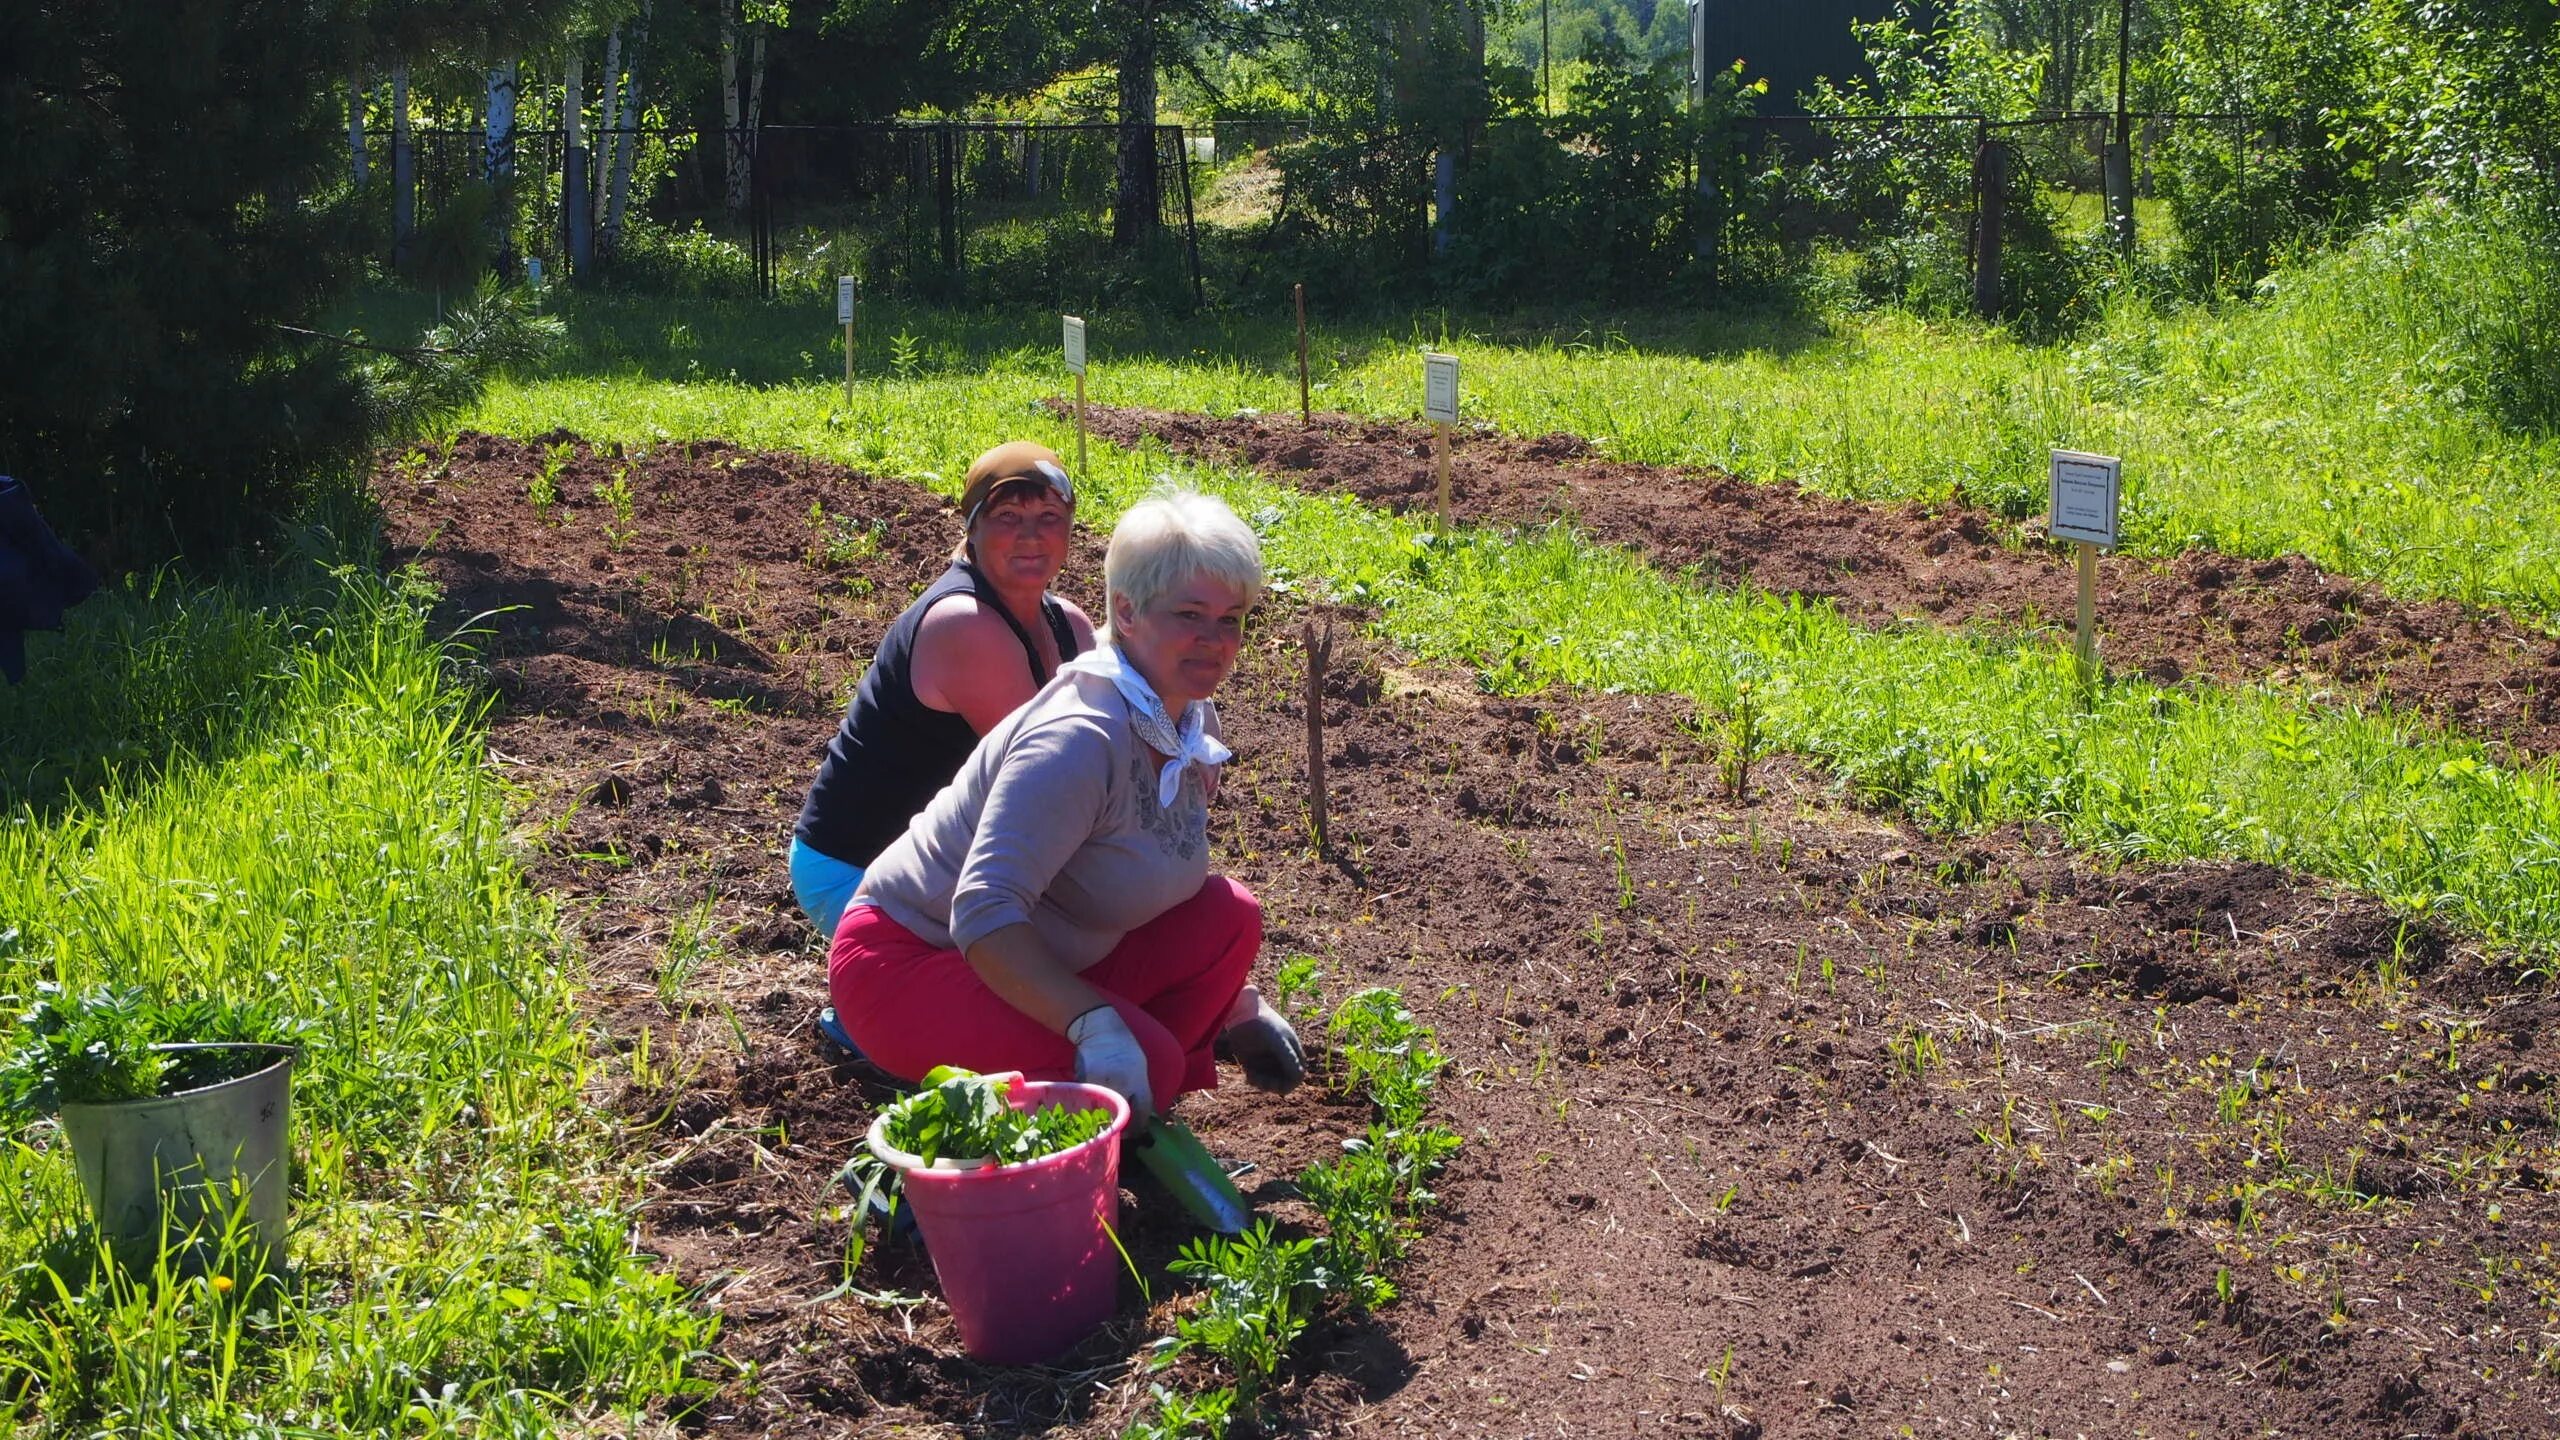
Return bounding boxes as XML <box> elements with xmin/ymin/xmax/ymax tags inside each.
<box><xmin>58</xmin><ymin>1043</ymin><xmax>295</xmax><ymax>1275</ymax></box>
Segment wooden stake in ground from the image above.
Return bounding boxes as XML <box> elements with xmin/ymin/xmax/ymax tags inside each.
<box><xmin>838</xmin><ymin>275</ymin><xmax>857</xmax><ymax>408</ymax></box>
<box><xmin>1063</xmin><ymin>313</ymin><xmax>1089</xmax><ymax>476</ymax></box>
<box><xmin>2074</xmin><ymin>540</ymin><xmax>2098</xmax><ymax>685</ymax></box>
<box><xmin>2047</xmin><ymin>449</ymin><xmax>2124</xmax><ymax>694</ymax></box>
<box><xmin>1423</xmin><ymin>351</ymin><xmax>1460</xmax><ymax>527</ymax></box>
<box><xmin>1303</xmin><ymin>616</ymin><xmax>1333</xmax><ymax>853</ymax></box>
<box><xmin>1294</xmin><ymin>283</ymin><xmax>1311</xmax><ymax>425</ymax></box>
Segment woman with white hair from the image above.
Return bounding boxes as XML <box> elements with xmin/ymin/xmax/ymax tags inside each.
<box><xmin>830</xmin><ymin>488</ymin><xmax>1302</xmax><ymax>1117</ymax></box>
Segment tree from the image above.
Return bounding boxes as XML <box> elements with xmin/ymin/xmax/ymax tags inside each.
<box><xmin>722</xmin><ymin>2</ymin><xmax>786</xmax><ymax>212</ymax></box>
<box><xmin>0</xmin><ymin>1</ymin><xmax>578</xmax><ymax>558</ymax></box>
<box><xmin>824</xmin><ymin>0</ymin><xmax>1431</xmax><ymax>248</ymax></box>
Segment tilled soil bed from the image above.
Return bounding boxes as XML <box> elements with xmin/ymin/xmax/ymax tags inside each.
<box><xmin>1077</xmin><ymin>404</ymin><xmax>2560</xmax><ymax>761</ymax></box>
<box><xmin>380</xmin><ymin>431</ymin><xmax>2560</xmax><ymax>1438</ymax></box>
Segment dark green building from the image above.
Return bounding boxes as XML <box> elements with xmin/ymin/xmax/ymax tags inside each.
<box><xmin>1694</xmin><ymin>1</ymin><xmax>1932</xmax><ymax>111</ymax></box>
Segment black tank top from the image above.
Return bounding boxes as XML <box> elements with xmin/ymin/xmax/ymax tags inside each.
<box><xmin>794</xmin><ymin>561</ymin><xmax>1083</xmax><ymax>868</ymax></box>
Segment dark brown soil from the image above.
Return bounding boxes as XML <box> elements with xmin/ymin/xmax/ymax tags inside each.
<box><xmin>1076</xmin><ymin>404</ymin><xmax>2560</xmax><ymax>760</ymax></box>
<box><xmin>378</xmin><ymin>431</ymin><xmax>2560</xmax><ymax>1439</ymax></box>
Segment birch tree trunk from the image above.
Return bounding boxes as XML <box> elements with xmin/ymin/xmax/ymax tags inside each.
<box><xmin>722</xmin><ymin>0</ymin><xmax>747</xmax><ymax>212</ymax></box>
<box><xmin>743</xmin><ymin>22</ymin><xmax>770</xmax><ymax>212</ymax></box>
<box><xmin>598</xmin><ymin>25</ymin><xmax>625</xmax><ymax>245</ymax></box>
<box><xmin>604</xmin><ymin>0</ymin><xmax>653</xmax><ymax>253</ymax></box>
<box><xmin>392</xmin><ymin>61</ymin><xmax>414</xmax><ymax>267</ymax></box>
<box><xmin>485</xmin><ymin>59</ymin><xmax>519</xmax><ymax>184</ymax></box>
<box><xmin>564</xmin><ymin>46</ymin><xmax>591</xmax><ymax>275</ymax></box>
<box><xmin>486</xmin><ymin>58</ymin><xmax>520</xmax><ymax>275</ymax></box>
<box><xmin>349</xmin><ymin>71</ymin><xmax>367</xmax><ymax>186</ymax></box>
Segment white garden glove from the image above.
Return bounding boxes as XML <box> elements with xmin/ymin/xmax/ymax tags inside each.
<box><xmin>1067</xmin><ymin>1005</ymin><xmax>1155</xmax><ymax>1121</ymax></box>
<box><xmin>1220</xmin><ymin>986</ymin><xmax>1305</xmax><ymax>1093</ymax></box>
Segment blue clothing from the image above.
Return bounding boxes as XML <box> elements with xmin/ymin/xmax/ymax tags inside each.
<box><xmin>0</xmin><ymin>476</ymin><xmax>100</xmax><ymax>684</ymax></box>
<box><xmin>793</xmin><ymin>560</ymin><xmax>1082</xmax><ymax>870</ymax></box>
<box><xmin>789</xmin><ymin>837</ymin><xmax>865</xmax><ymax>941</ymax></box>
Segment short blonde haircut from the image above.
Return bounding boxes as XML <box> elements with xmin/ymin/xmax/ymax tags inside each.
<box><xmin>1099</xmin><ymin>489</ymin><xmax>1265</xmax><ymax>644</ymax></box>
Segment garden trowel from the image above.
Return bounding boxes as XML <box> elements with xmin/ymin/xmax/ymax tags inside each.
<box><xmin>1128</xmin><ymin>1118</ymin><xmax>1250</xmax><ymax>1233</ymax></box>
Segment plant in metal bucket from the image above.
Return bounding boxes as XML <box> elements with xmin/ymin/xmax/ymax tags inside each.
<box><xmin>2</xmin><ymin>986</ymin><xmax>304</xmax><ymax>1279</ymax></box>
<box><xmin>0</xmin><ymin>986</ymin><xmax>300</xmax><ymax>1119</ymax></box>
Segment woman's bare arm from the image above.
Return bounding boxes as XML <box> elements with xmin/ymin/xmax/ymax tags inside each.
<box><xmin>962</xmin><ymin>922</ymin><xmax>1109</xmax><ymax>1034</ymax></box>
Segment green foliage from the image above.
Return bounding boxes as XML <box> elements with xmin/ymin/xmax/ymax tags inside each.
<box><xmin>1801</xmin><ymin>3</ymin><xmax>2103</xmax><ymax>336</ymax></box>
<box><xmin>0</xmin><ymin>987</ymin><xmax>300</xmax><ymax>1118</ymax></box>
<box><xmin>1156</xmin><ymin>1221</ymin><xmax>1324</xmax><ymax>1399</ymax></box>
<box><xmin>0</xmin><ymin>534</ymin><xmax>709</xmax><ymax>1431</ymax></box>
<box><xmin>2145</xmin><ymin>0</ymin><xmax>2391</xmax><ymax>293</ymax></box>
<box><xmin>1119</xmin><ymin>1382</ymin><xmax>1239</xmax><ymax>1440</ymax></box>
<box><xmin>1445</xmin><ymin>34</ymin><xmax>1707</xmax><ymax>301</ymax></box>
<box><xmin>1269</xmin><ymin>956</ymin><xmax>1322</xmax><ymax>1018</ymax></box>
<box><xmin>361</xmin><ymin>281</ymin><xmax>567</xmax><ymax>443</ymax></box>
<box><xmin>1326</xmin><ymin>987</ymin><xmax>1445</xmax><ymax>1117</ymax></box>
<box><xmin>1266</xmin><ymin>128</ymin><xmax>1437</xmax><ymax>296</ymax></box>
<box><xmin>608</xmin><ymin>218</ymin><xmax>763</xmax><ymax>300</ymax></box>
<box><xmin>0</xmin><ymin>3</ymin><xmax>577</xmax><ymax>559</ymax></box>
<box><xmin>878</xmin><ymin>1067</ymin><xmax>1117</xmax><ymax>1165</ymax></box>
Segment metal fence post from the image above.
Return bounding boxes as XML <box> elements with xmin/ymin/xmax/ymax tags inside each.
<box><xmin>936</xmin><ymin>122</ymin><xmax>959</xmax><ymax>276</ymax></box>
<box><xmin>391</xmin><ymin>62</ymin><xmax>414</xmax><ymax>269</ymax></box>
<box><xmin>1170</xmin><ymin>125</ymin><xmax>1205</xmax><ymax>308</ymax></box>
<box><xmin>565</xmin><ymin>145</ymin><xmax>592</xmax><ymax>279</ymax></box>
<box><xmin>1973</xmin><ymin>128</ymin><xmax>2006</xmax><ymax>320</ymax></box>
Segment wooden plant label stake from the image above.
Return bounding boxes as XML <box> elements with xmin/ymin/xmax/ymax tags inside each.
<box><xmin>1304</xmin><ymin>616</ymin><xmax>1333</xmax><ymax>854</ymax></box>
<box><xmin>838</xmin><ymin>276</ymin><xmax>858</xmax><ymax>406</ymax></box>
<box><xmin>2048</xmin><ymin>449</ymin><xmax>2123</xmax><ymax>690</ymax></box>
<box><xmin>1064</xmin><ymin>314</ymin><xmax>1089</xmax><ymax>476</ymax></box>
<box><xmin>1423</xmin><ymin>351</ymin><xmax>1460</xmax><ymax>526</ymax></box>
<box><xmin>1294</xmin><ymin>283</ymin><xmax>1312</xmax><ymax>425</ymax></box>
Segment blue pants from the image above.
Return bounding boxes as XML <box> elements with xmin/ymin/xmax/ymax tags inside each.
<box><xmin>788</xmin><ymin>837</ymin><xmax>866</xmax><ymax>941</ymax></box>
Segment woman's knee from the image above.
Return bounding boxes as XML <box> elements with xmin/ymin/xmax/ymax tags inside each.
<box><xmin>1196</xmin><ymin>875</ymin><xmax>1263</xmax><ymax>955</ymax></box>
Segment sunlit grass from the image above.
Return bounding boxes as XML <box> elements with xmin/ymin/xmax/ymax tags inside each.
<box><xmin>465</xmin><ymin>362</ymin><xmax>2560</xmax><ymax>961</ymax></box>
<box><xmin>0</xmin><ymin>553</ymin><xmax>712</xmax><ymax>1435</ymax></box>
<box><xmin>390</xmin><ymin>195</ymin><xmax>2560</xmax><ymax>624</ymax></box>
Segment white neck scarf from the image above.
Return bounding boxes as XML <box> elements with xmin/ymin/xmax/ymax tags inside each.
<box><xmin>1059</xmin><ymin>643</ymin><xmax>1231</xmax><ymax>807</ymax></box>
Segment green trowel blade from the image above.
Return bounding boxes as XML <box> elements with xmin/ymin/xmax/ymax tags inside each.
<box><xmin>1128</xmin><ymin>1118</ymin><xmax>1251</xmax><ymax>1233</ymax></box>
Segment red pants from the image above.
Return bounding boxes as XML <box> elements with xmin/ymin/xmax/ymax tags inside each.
<box><xmin>830</xmin><ymin>876</ymin><xmax>1261</xmax><ymax>1104</ymax></box>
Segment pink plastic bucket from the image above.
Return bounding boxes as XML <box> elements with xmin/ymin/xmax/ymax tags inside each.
<box><xmin>865</xmin><ymin>1076</ymin><xmax>1131</xmax><ymax>1365</ymax></box>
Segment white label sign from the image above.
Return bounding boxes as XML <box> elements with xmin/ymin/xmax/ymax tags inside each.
<box><xmin>1063</xmin><ymin>315</ymin><xmax>1087</xmax><ymax>375</ymax></box>
<box><xmin>1423</xmin><ymin>351</ymin><xmax>1460</xmax><ymax>423</ymax></box>
<box><xmin>525</xmin><ymin>256</ymin><xmax>542</xmax><ymax>285</ymax></box>
<box><xmin>837</xmin><ymin>276</ymin><xmax>857</xmax><ymax>326</ymax></box>
<box><xmin>2048</xmin><ymin>449</ymin><xmax>2122</xmax><ymax>548</ymax></box>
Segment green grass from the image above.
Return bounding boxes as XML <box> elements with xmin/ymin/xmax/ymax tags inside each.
<box><xmin>0</xmin><ymin>545</ymin><xmax>711</xmax><ymax>1434</ymax></box>
<box><xmin>398</xmin><ymin>195</ymin><xmax>2560</xmax><ymax>622</ymax></box>
<box><xmin>463</xmin><ymin>347</ymin><xmax>2560</xmax><ymax>960</ymax></box>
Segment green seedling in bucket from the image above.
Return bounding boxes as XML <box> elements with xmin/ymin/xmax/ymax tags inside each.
<box><xmin>2</xmin><ymin>986</ymin><xmax>306</xmax><ymax>1279</ymax></box>
<box><xmin>883</xmin><ymin>1066</ymin><xmax>1113</xmax><ymax>1165</ymax></box>
<box><xmin>855</xmin><ymin>1067</ymin><xmax>1136</xmax><ymax>1365</ymax></box>
<box><xmin>837</xmin><ymin>1065</ymin><xmax>1114</xmax><ymax>1263</ymax></box>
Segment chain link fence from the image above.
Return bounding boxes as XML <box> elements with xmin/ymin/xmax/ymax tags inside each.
<box><xmin>365</xmin><ymin>121</ymin><xmax>1202</xmax><ymax>304</ymax></box>
<box><xmin>360</xmin><ymin>107</ymin><xmax>2305</xmax><ymax>316</ymax></box>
